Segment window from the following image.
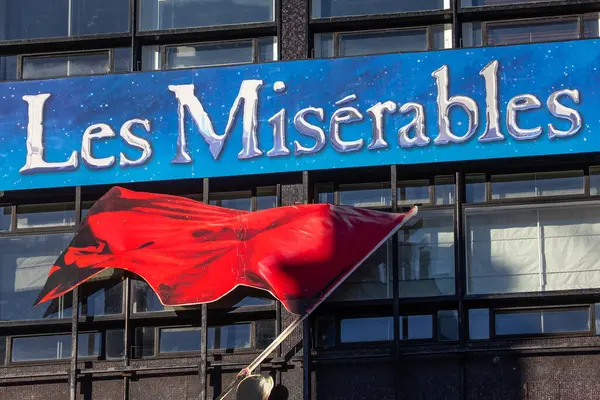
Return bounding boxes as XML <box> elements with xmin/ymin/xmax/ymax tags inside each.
<box><xmin>160</xmin><ymin>327</ymin><xmax>202</xmax><ymax>353</ymax></box>
<box><xmin>0</xmin><ymin>0</ymin><xmax>129</xmax><ymax>40</ymax></box>
<box><xmin>0</xmin><ymin>56</ymin><xmax>17</xmax><ymax>81</ymax></box>
<box><xmin>491</xmin><ymin>171</ymin><xmax>584</xmax><ymax>199</ymax></box>
<box><xmin>466</xmin><ymin>174</ymin><xmax>486</xmax><ymax>203</ymax></box>
<box><xmin>143</xmin><ymin>37</ymin><xmax>276</xmax><ymax>71</ymax></box>
<box><xmin>398</xmin><ymin>209</ymin><xmax>455</xmax><ymax>298</ymax></box>
<box><xmin>11</xmin><ymin>332</ymin><xmax>101</xmax><ymax>362</ymax></box>
<box><xmin>0</xmin><ymin>336</ymin><xmax>5</xmax><ymax>365</ymax></box>
<box><xmin>438</xmin><ymin>310</ymin><xmax>459</xmax><ymax>341</ymax></box>
<box><xmin>468</xmin><ymin>308</ymin><xmax>490</xmax><ymax>340</ymax></box>
<box><xmin>403</xmin><ymin>314</ymin><xmax>433</xmax><ymax>340</ymax></box>
<box><xmin>315</xmin><ymin>316</ymin><xmax>336</xmax><ymax>348</ymax></box>
<box><xmin>494</xmin><ymin>308</ymin><xmax>591</xmax><ymax>336</ymax></box>
<box><xmin>16</xmin><ymin>203</ymin><xmax>75</xmax><ymax>229</ymax></box>
<box><xmin>340</xmin><ymin>316</ymin><xmax>394</xmax><ymax>343</ymax></box>
<box><xmin>79</xmin><ymin>271</ymin><xmax>124</xmax><ymax>317</ymax></box>
<box><xmin>106</xmin><ymin>329</ymin><xmax>125</xmax><ymax>359</ymax></box>
<box><xmin>434</xmin><ymin>176</ymin><xmax>455</xmax><ymax>206</ymax></box>
<box><xmin>133</xmin><ymin>327</ymin><xmax>156</xmax><ymax>358</ymax></box>
<box><xmin>0</xmin><ymin>233</ymin><xmax>74</xmax><ymax>321</ymax></box>
<box><xmin>314</xmin><ymin>25</ymin><xmax>450</xmax><ymax>58</ymax></box>
<box><xmin>462</xmin><ymin>0</ymin><xmax>560</xmax><ymax>5</ymax></box>
<box><xmin>209</xmin><ymin>324</ymin><xmax>251</xmax><ymax>350</ymax></box>
<box><xmin>397</xmin><ymin>179</ymin><xmax>430</xmax><ymax>206</ymax></box>
<box><xmin>466</xmin><ymin>201</ymin><xmax>600</xmax><ymax>294</ymax></box>
<box><xmin>0</xmin><ymin>205</ymin><xmax>10</xmax><ymax>231</ymax></box>
<box><xmin>312</xmin><ymin>0</ymin><xmax>446</xmax><ymax>18</ymax></box>
<box><xmin>338</xmin><ymin>183</ymin><xmax>391</xmax><ymax>209</ymax></box>
<box><xmin>256</xmin><ymin>320</ymin><xmax>276</xmax><ymax>349</ymax></box>
<box><xmin>138</xmin><ymin>0</ymin><xmax>275</xmax><ymax>31</ymax></box>
<box><xmin>131</xmin><ymin>278</ymin><xmax>170</xmax><ymax>313</ymax></box>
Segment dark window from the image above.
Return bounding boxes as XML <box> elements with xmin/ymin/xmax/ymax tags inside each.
<box><xmin>487</xmin><ymin>17</ymin><xmax>578</xmax><ymax>46</ymax></box>
<box><xmin>340</xmin><ymin>316</ymin><xmax>393</xmax><ymax>343</ymax></box>
<box><xmin>131</xmin><ymin>278</ymin><xmax>168</xmax><ymax>313</ymax></box>
<box><xmin>468</xmin><ymin>308</ymin><xmax>490</xmax><ymax>340</ymax></box>
<box><xmin>0</xmin><ymin>233</ymin><xmax>74</xmax><ymax>321</ymax></box>
<box><xmin>133</xmin><ymin>327</ymin><xmax>155</xmax><ymax>358</ymax></box>
<box><xmin>255</xmin><ymin>320</ymin><xmax>276</xmax><ymax>349</ymax></box>
<box><xmin>79</xmin><ymin>274</ymin><xmax>124</xmax><ymax>317</ymax></box>
<box><xmin>209</xmin><ymin>191</ymin><xmax>252</xmax><ymax>211</ymax></box>
<box><xmin>209</xmin><ymin>324</ymin><xmax>251</xmax><ymax>350</ymax></box>
<box><xmin>315</xmin><ymin>316</ymin><xmax>336</xmax><ymax>348</ymax></box>
<box><xmin>11</xmin><ymin>332</ymin><xmax>101</xmax><ymax>362</ymax></box>
<box><xmin>0</xmin><ymin>205</ymin><xmax>10</xmax><ymax>231</ymax></box>
<box><xmin>495</xmin><ymin>308</ymin><xmax>591</xmax><ymax>336</ymax></box>
<box><xmin>138</xmin><ymin>0</ymin><xmax>274</xmax><ymax>31</ymax></box>
<box><xmin>404</xmin><ymin>314</ymin><xmax>433</xmax><ymax>340</ymax></box>
<box><xmin>22</xmin><ymin>52</ymin><xmax>110</xmax><ymax>80</ymax></box>
<box><xmin>16</xmin><ymin>203</ymin><xmax>76</xmax><ymax>229</ymax></box>
<box><xmin>438</xmin><ymin>310</ymin><xmax>459</xmax><ymax>341</ymax></box>
<box><xmin>0</xmin><ymin>336</ymin><xmax>5</xmax><ymax>365</ymax></box>
<box><xmin>106</xmin><ymin>329</ymin><xmax>125</xmax><ymax>359</ymax></box>
<box><xmin>462</xmin><ymin>0</ymin><xmax>559</xmax><ymax>6</ymax></box>
<box><xmin>312</xmin><ymin>0</ymin><xmax>445</xmax><ymax>18</ymax></box>
<box><xmin>0</xmin><ymin>56</ymin><xmax>17</xmax><ymax>81</ymax></box>
<box><xmin>159</xmin><ymin>327</ymin><xmax>202</xmax><ymax>353</ymax></box>
<box><xmin>0</xmin><ymin>0</ymin><xmax>129</xmax><ymax>40</ymax></box>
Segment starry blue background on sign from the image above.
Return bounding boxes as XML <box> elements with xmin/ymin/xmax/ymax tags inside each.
<box><xmin>0</xmin><ymin>38</ymin><xmax>599</xmax><ymax>191</ymax></box>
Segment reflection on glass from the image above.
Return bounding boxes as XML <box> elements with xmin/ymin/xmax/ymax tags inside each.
<box><xmin>495</xmin><ymin>308</ymin><xmax>590</xmax><ymax>336</ymax></box>
<box><xmin>0</xmin><ymin>206</ymin><xmax>11</xmax><ymax>231</ymax></box>
<box><xmin>79</xmin><ymin>276</ymin><xmax>124</xmax><ymax>317</ymax></box>
<box><xmin>316</xmin><ymin>184</ymin><xmax>334</xmax><ymax>204</ymax></box>
<box><xmin>584</xmin><ymin>13</ymin><xmax>600</xmax><ymax>39</ymax></box>
<box><xmin>209</xmin><ymin>324</ymin><xmax>251</xmax><ymax>350</ymax></box>
<box><xmin>315</xmin><ymin>316</ymin><xmax>336</xmax><ymax>348</ymax></box>
<box><xmin>257</xmin><ymin>186</ymin><xmax>277</xmax><ymax>210</ymax></box>
<box><xmin>338</xmin><ymin>29</ymin><xmax>427</xmax><ymax>57</ymax></box>
<box><xmin>432</xmin><ymin>24</ymin><xmax>451</xmax><ymax>50</ymax></box>
<box><xmin>398</xmin><ymin>210</ymin><xmax>455</xmax><ymax>298</ymax></box>
<box><xmin>160</xmin><ymin>327</ymin><xmax>201</xmax><ymax>353</ymax></box>
<box><xmin>257</xmin><ymin>37</ymin><xmax>278</xmax><ymax>62</ymax></box>
<box><xmin>1</xmin><ymin>0</ymin><xmax>129</xmax><ymax>40</ymax></box>
<box><xmin>405</xmin><ymin>315</ymin><xmax>433</xmax><ymax>340</ymax></box>
<box><xmin>466</xmin><ymin>173</ymin><xmax>486</xmax><ymax>203</ymax></box>
<box><xmin>398</xmin><ymin>180</ymin><xmax>430</xmax><ymax>206</ymax></box>
<box><xmin>138</xmin><ymin>0</ymin><xmax>274</xmax><ymax>31</ymax></box>
<box><xmin>462</xmin><ymin>22</ymin><xmax>482</xmax><ymax>47</ymax></box>
<box><xmin>340</xmin><ymin>316</ymin><xmax>393</xmax><ymax>343</ymax></box>
<box><xmin>314</xmin><ymin>33</ymin><xmax>334</xmax><ymax>58</ymax></box>
<box><xmin>134</xmin><ymin>327</ymin><xmax>155</xmax><ymax>358</ymax></box>
<box><xmin>0</xmin><ymin>233</ymin><xmax>74</xmax><ymax>321</ymax></box>
<box><xmin>106</xmin><ymin>329</ymin><xmax>125</xmax><ymax>359</ymax></box>
<box><xmin>462</xmin><ymin>0</ymin><xmax>559</xmax><ymax>7</ymax></box>
<box><xmin>434</xmin><ymin>176</ymin><xmax>455</xmax><ymax>205</ymax></box>
<box><xmin>113</xmin><ymin>48</ymin><xmax>133</xmax><ymax>73</ymax></box>
<box><xmin>256</xmin><ymin>320</ymin><xmax>276</xmax><ymax>349</ymax></box>
<box><xmin>329</xmin><ymin>240</ymin><xmax>391</xmax><ymax>301</ymax></box>
<box><xmin>466</xmin><ymin>202</ymin><xmax>600</xmax><ymax>295</ymax></box>
<box><xmin>339</xmin><ymin>183</ymin><xmax>391</xmax><ymax>208</ymax></box>
<box><xmin>16</xmin><ymin>203</ymin><xmax>76</xmax><ymax>229</ymax></box>
<box><xmin>11</xmin><ymin>332</ymin><xmax>101</xmax><ymax>362</ymax></box>
<box><xmin>210</xmin><ymin>191</ymin><xmax>252</xmax><ymax>211</ymax></box>
<box><xmin>0</xmin><ymin>56</ymin><xmax>17</xmax><ymax>81</ymax></box>
<box><xmin>468</xmin><ymin>308</ymin><xmax>490</xmax><ymax>340</ymax></box>
<box><xmin>233</xmin><ymin>297</ymin><xmax>274</xmax><ymax>307</ymax></box>
<box><xmin>438</xmin><ymin>310</ymin><xmax>459</xmax><ymax>341</ymax></box>
<box><xmin>491</xmin><ymin>171</ymin><xmax>584</xmax><ymax>199</ymax></box>
<box><xmin>312</xmin><ymin>0</ymin><xmax>445</xmax><ymax>18</ymax></box>
<box><xmin>487</xmin><ymin>18</ymin><xmax>579</xmax><ymax>46</ymax></box>
<box><xmin>131</xmin><ymin>279</ymin><xmax>166</xmax><ymax>313</ymax></box>
<box><xmin>22</xmin><ymin>53</ymin><xmax>110</xmax><ymax>80</ymax></box>
<box><xmin>166</xmin><ymin>41</ymin><xmax>253</xmax><ymax>69</ymax></box>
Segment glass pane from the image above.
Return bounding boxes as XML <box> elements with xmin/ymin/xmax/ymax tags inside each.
<box><xmin>159</xmin><ymin>327</ymin><xmax>201</xmax><ymax>353</ymax></box>
<box><xmin>131</xmin><ymin>279</ymin><xmax>166</xmax><ymax>313</ymax></box>
<box><xmin>315</xmin><ymin>316</ymin><xmax>336</xmax><ymax>348</ymax></box>
<box><xmin>16</xmin><ymin>203</ymin><xmax>75</xmax><ymax>229</ymax></box>
<box><xmin>22</xmin><ymin>52</ymin><xmax>110</xmax><ymax>80</ymax></box>
<box><xmin>0</xmin><ymin>0</ymin><xmax>128</xmax><ymax>40</ymax></box>
<box><xmin>0</xmin><ymin>56</ymin><xmax>17</xmax><ymax>81</ymax></box>
<box><xmin>338</xmin><ymin>29</ymin><xmax>427</xmax><ymax>57</ymax></box>
<box><xmin>134</xmin><ymin>327</ymin><xmax>155</xmax><ymax>358</ymax></box>
<box><xmin>233</xmin><ymin>297</ymin><xmax>274</xmax><ymax>307</ymax></box>
<box><xmin>209</xmin><ymin>324</ymin><xmax>251</xmax><ymax>350</ymax></box>
<box><xmin>398</xmin><ymin>210</ymin><xmax>455</xmax><ymax>298</ymax></box>
<box><xmin>12</xmin><ymin>334</ymin><xmax>71</xmax><ymax>362</ymax></box>
<box><xmin>589</xmin><ymin>166</ymin><xmax>600</xmax><ymax>196</ymax></box>
<box><xmin>398</xmin><ymin>179</ymin><xmax>430</xmax><ymax>206</ymax></box>
<box><xmin>468</xmin><ymin>308</ymin><xmax>490</xmax><ymax>340</ymax></box>
<box><xmin>106</xmin><ymin>329</ymin><xmax>125</xmax><ymax>359</ymax></box>
<box><xmin>491</xmin><ymin>171</ymin><xmax>584</xmax><ymax>200</ymax></box>
<box><xmin>316</xmin><ymin>184</ymin><xmax>334</xmax><ymax>204</ymax></box>
<box><xmin>257</xmin><ymin>186</ymin><xmax>277</xmax><ymax>210</ymax></box>
<box><xmin>138</xmin><ymin>0</ymin><xmax>274</xmax><ymax>31</ymax></box>
<box><xmin>462</xmin><ymin>0</ymin><xmax>560</xmax><ymax>6</ymax></box>
<box><xmin>113</xmin><ymin>48</ymin><xmax>133</xmax><ymax>73</ymax></box>
<box><xmin>462</xmin><ymin>22</ymin><xmax>482</xmax><ymax>47</ymax></box>
<box><xmin>438</xmin><ymin>310</ymin><xmax>458</xmax><ymax>341</ymax></box>
<box><xmin>79</xmin><ymin>278</ymin><xmax>123</xmax><ymax>317</ymax></box>
<box><xmin>312</xmin><ymin>0</ymin><xmax>445</xmax><ymax>18</ymax></box>
<box><xmin>166</xmin><ymin>41</ymin><xmax>254</xmax><ymax>69</ymax></box>
<box><xmin>432</xmin><ymin>24</ymin><xmax>451</xmax><ymax>50</ymax></box>
<box><xmin>210</xmin><ymin>192</ymin><xmax>252</xmax><ymax>211</ymax></box>
<box><xmin>78</xmin><ymin>332</ymin><xmax>102</xmax><ymax>358</ymax></box>
<box><xmin>340</xmin><ymin>316</ymin><xmax>393</xmax><ymax>343</ymax></box>
<box><xmin>466</xmin><ymin>202</ymin><xmax>600</xmax><ymax>294</ymax></box>
<box><xmin>584</xmin><ymin>13</ymin><xmax>600</xmax><ymax>39</ymax></box>
<box><xmin>0</xmin><ymin>233</ymin><xmax>74</xmax><ymax>321</ymax></box>
<box><xmin>142</xmin><ymin>45</ymin><xmax>161</xmax><ymax>71</ymax></box>
<box><xmin>405</xmin><ymin>315</ymin><xmax>433</xmax><ymax>340</ymax></box>
<box><xmin>495</xmin><ymin>308</ymin><xmax>590</xmax><ymax>336</ymax></box>
<box><xmin>466</xmin><ymin>174</ymin><xmax>486</xmax><ymax>203</ymax></box>
<box><xmin>0</xmin><ymin>206</ymin><xmax>11</xmax><ymax>231</ymax></box>
<box><xmin>314</xmin><ymin>33</ymin><xmax>334</xmax><ymax>59</ymax></box>
<box><xmin>258</xmin><ymin>37</ymin><xmax>277</xmax><ymax>62</ymax></box>
<box><xmin>256</xmin><ymin>320</ymin><xmax>276</xmax><ymax>349</ymax></box>
<box><xmin>486</xmin><ymin>18</ymin><xmax>579</xmax><ymax>46</ymax></box>
<box><xmin>329</xmin><ymin>240</ymin><xmax>391</xmax><ymax>301</ymax></box>
<box><xmin>434</xmin><ymin>176</ymin><xmax>455</xmax><ymax>205</ymax></box>
<box><xmin>339</xmin><ymin>183</ymin><xmax>391</xmax><ymax>208</ymax></box>
<box><xmin>0</xmin><ymin>336</ymin><xmax>5</xmax><ymax>365</ymax></box>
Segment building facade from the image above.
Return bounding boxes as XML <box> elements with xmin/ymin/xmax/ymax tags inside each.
<box><xmin>3</xmin><ymin>0</ymin><xmax>600</xmax><ymax>399</ymax></box>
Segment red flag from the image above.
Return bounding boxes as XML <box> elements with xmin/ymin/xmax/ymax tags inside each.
<box><xmin>35</xmin><ymin>187</ymin><xmax>417</xmax><ymax>314</ymax></box>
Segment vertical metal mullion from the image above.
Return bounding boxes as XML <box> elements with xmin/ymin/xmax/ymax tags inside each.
<box><xmin>275</xmin><ymin>182</ymin><xmax>282</xmax><ymax>386</ymax></box>
<box><xmin>122</xmin><ymin>275</ymin><xmax>131</xmax><ymax>400</ymax></box>
<box><xmin>578</xmin><ymin>14</ymin><xmax>585</xmax><ymax>39</ymax></box>
<box><xmin>251</xmin><ymin>188</ymin><xmax>258</xmax><ymax>212</ymax></box>
<box><xmin>391</xmin><ymin>165</ymin><xmax>401</xmax><ymax>400</ymax></box>
<box><xmin>252</xmin><ymin>37</ymin><xmax>259</xmax><ymax>63</ymax></box>
<box><xmin>302</xmin><ymin>171</ymin><xmax>311</xmax><ymax>400</ymax></box>
<box><xmin>452</xmin><ymin>0</ymin><xmax>460</xmax><ymax>49</ymax></box>
<box><xmin>426</xmin><ymin>26</ymin><xmax>433</xmax><ymax>51</ymax></box>
<box><xmin>333</xmin><ymin>183</ymin><xmax>340</xmax><ymax>205</ymax></box>
<box><xmin>200</xmin><ymin>178</ymin><xmax>210</xmax><ymax>400</ymax></box>
<box><xmin>75</xmin><ymin>187</ymin><xmax>82</xmax><ymax>228</ymax></box>
<box><xmin>454</xmin><ymin>171</ymin><xmax>467</xmax><ymax>400</ymax></box>
<box><xmin>429</xmin><ymin>177</ymin><xmax>435</xmax><ymax>205</ymax></box>
<box><xmin>69</xmin><ymin>286</ymin><xmax>79</xmax><ymax>400</ymax></box>
<box><xmin>585</xmin><ymin>166</ymin><xmax>591</xmax><ymax>196</ymax></box>
<box><xmin>10</xmin><ymin>204</ymin><xmax>16</xmax><ymax>232</ymax></box>
<box><xmin>485</xmin><ymin>173</ymin><xmax>492</xmax><ymax>202</ymax></box>
<box><xmin>130</xmin><ymin>0</ymin><xmax>141</xmax><ymax>72</ymax></box>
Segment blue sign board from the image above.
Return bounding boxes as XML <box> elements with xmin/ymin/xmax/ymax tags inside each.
<box><xmin>0</xmin><ymin>39</ymin><xmax>597</xmax><ymax>191</ymax></box>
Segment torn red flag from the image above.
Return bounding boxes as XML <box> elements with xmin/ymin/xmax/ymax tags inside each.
<box><xmin>35</xmin><ymin>186</ymin><xmax>417</xmax><ymax>314</ymax></box>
